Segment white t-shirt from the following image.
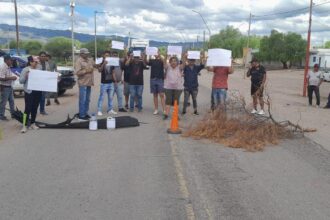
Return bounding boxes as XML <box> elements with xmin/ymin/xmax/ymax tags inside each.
<box><xmin>307</xmin><ymin>70</ymin><xmax>321</xmax><ymax>86</ymax></box>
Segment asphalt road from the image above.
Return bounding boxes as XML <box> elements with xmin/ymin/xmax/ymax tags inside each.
<box><xmin>0</xmin><ymin>69</ymin><xmax>330</xmax><ymax>220</ymax></box>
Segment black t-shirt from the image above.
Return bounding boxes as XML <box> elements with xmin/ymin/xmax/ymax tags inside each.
<box><xmin>148</xmin><ymin>59</ymin><xmax>164</xmax><ymax>79</ymax></box>
<box><xmin>128</xmin><ymin>61</ymin><xmax>147</xmax><ymax>85</ymax></box>
<box><xmin>100</xmin><ymin>62</ymin><xmax>114</xmax><ymax>84</ymax></box>
<box><xmin>122</xmin><ymin>59</ymin><xmax>131</xmax><ymax>83</ymax></box>
<box><xmin>250</xmin><ymin>65</ymin><xmax>266</xmax><ymax>84</ymax></box>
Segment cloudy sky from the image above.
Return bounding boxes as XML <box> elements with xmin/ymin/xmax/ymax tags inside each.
<box><xmin>0</xmin><ymin>0</ymin><xmax>330</xmax><ymax>46</ymax></box>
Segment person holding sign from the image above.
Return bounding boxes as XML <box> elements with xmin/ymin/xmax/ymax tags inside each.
<box><xmin>145</xmin><ymin>51</ymin><xmax>166</xmax><ymax>115</ymax></box>
<box><xmin>125</xmin><ymin>52</ymin><xmax>147</xmax><ymax>112</ymax></box>
<box><xmin>182</xmin><ymin>53</ymin><xmax>206</xmax><ymax>115</ymax></box>
<box><xmin>246</xmin><ymin>58</ymin><xmax>266</xmax><ymax>115</ymax></box>
<box><xmin>37</xmin><ymin>51</ymin><xmax>50</xmax><ymax>115</ymax></box>
<box><xmin>97</xmin><ymin>51</ymin><xmax>116</xmax><ymax>116</ymax></box>
<box><xmin>163</xmin><ymin>55</ymin><xmax>186</xmax><ymax>120</ymax></box>
<box><xmin>207</xmin><ymin>61</ymin><xmax>234</xmax><ymax>109</ymax></box>
<box><xmin>75</xmin><ymin>48</ymin><xmax>95</xmax><ymax>121</ymax></box>
<box><xmin>19</xmin><ymin>56</ymin><xmax>42</xmax><ymax>133</ymax></box>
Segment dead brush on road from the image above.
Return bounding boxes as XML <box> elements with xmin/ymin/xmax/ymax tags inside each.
<box><xmin>182</xmin><ymin>91</ymin><xmax>315</xmax><ymax>152</ymax></box>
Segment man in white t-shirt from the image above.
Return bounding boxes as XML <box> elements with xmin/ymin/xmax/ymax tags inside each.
<box><xmin>307</xmin><ymin>64</ymin><xmax>323</xmax><ymax>107</ymax></box>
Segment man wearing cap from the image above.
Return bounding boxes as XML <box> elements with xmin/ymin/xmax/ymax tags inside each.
<box><xmin>182</xmin><ymin>56</ymin><xmax>206</xmax><ymax>115</ymax></box>
<box><xmin>247</xmin><ymin>58</ymin><xmax>267</xmax><ymax>115</ymax></box>
<box><xmin>307</xmin><ymin>64</ymin><xmax>323</xmax><ymax>107</ymax></box>
<box><xmin>75</xmin><ymin>48</ymin><xmax>95</xmax><ymax>120</ymax></box>
<box><xmin>0</xmin><ymin>55</ymin><xmax>16</xmax><ymax>120</ymax></box>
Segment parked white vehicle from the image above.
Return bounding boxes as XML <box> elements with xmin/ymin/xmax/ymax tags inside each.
<box><xmin>322</xmin><ymin>71</ymin><xmax>330</xmax><ymax>82</ymax></box>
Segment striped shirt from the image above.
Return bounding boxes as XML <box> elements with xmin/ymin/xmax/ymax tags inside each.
<box><xmin>0</xmin><ymin>63</ymin><xmax>14</xmax><ymax>87</ymax></box>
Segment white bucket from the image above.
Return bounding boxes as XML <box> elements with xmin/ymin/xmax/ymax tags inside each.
<box><xmin>89</xmin><ymin>120</ymin><xmax>98</xmax><ymax>131</ymax></box>
<box><xmin>107</xmin><ymin>117</ymin><xmax>116</xmax><ymax>129</ymax></box>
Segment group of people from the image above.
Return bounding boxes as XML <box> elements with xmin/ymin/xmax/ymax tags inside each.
<box><xmin>0</xmin><ymin>52</ymin><xmax>60</xmax><ymax>133</ymax></box>
<box><xmin>1</xmin><ymin>47</ymin><xmax>329</xmax><ymax>133</ymax></box>
<box><xmin>74</xmin><ymin>47</ymin><xmax>239</xmax><ymax>121</ymax></box>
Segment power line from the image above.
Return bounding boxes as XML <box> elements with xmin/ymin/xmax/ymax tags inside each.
<box><xmin>253</xmin><ymin>1</ymin><xmax>330</xmax><ymax>19</ymax></box>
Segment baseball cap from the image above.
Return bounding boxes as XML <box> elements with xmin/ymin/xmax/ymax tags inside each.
<box><xmin>80</xmin><ymin>48</ymin><xmax>90</xmax><ymax>54</ymax></box>
<box><xmin>3</xmin><ymin>55</ymin><xmax>12</xmax><ymax>61</ymax></box>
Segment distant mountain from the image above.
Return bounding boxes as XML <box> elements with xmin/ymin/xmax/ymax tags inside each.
<box><xmin>0</xmin><ymin>24</ymin><xmax>203</xmax><ymax>49</ymax></box>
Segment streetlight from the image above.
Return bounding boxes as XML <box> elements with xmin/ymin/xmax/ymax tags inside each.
<box><xmin>192</xmin><ymin>9</ymin><xmax>211</xmax><ymax>47</ymax></box>
<box><xmin>94</xmin><ymin>11</ymin><xmax>109</xmax><ymax>60</ymax></box>
<box><xmin>70</xmin><ymin>0</ymin><xmax>75</xmax><ymax>67</ymax></box>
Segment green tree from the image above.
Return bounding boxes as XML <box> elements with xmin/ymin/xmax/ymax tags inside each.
<box><xmin>9</xmin><ymin>40</ymin><xmax>24</xmax><ymax>49</ymax></box>
<box><xmin>82</xmin><ymin>39</ymin><xmax>112</xmax><ymax>58</ymax></box>
<box><xmin>44</xmin><ymin>37</ymin><xmax>79</xmax><ymax>61</ymax></box>
<box><xmin>324</xmin><ymin>41</ymin><xmax>330</xmax><ymax>48</ymax></box>
<box><xmin>258</xmin><ymin>30</ymin><xmax>306</xmax><ymax>68</ymax></box>
<box><xmin>22</xmin><ymin>40</ymin><xmax>43</xmax><ymax>55</ymax></box>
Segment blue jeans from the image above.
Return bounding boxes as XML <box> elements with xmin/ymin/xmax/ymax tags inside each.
<box><xmin>79</xmin><ymin>86</ymin><xmax>91</xmax><ymax>118</ymax></box>
<box><xmin>97</xmin><ymin>83</ymin><xmax>114</xmax><ymax>112</ymax></box>
<box><xmin>129</xmin><ymin>85</ymin><xmax>143</xmax><ymax>111</ymax></box>
<box><xmin>0</xmin><ymin>86</ymin><xmax>15</xmax><ymax>117</ymax></box>
<box><xmin>113</xmin><ymin>82</ymin><xmax>124</xmax><ymax>109</ymax></box>
<box><xmin>39</xmin><ymin>92</ymin><xmax>47</xmax><ymax>113</ymax></box>
<box><xmin>212</xmin><ymin>88</ymin><xmax>227</xmax><ymax>107</ymax></box>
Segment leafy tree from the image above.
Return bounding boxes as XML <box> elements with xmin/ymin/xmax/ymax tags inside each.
<box><xmin>22</xmin><ymin>40</ymin><xmax>43</xmax><ymax>55</ymax></box>
<box><xmin>44</xmin><ymin>37</ymin><xmax>80</xmax><ymax>61</ymax></box>
<box><xmin>9</xmin><ymin>40</ymin><xmax>24</xmax><ymax>49</ymax></box>
<box><xmin>258</xmin><ymin>30</ymin><xmax>306</xmax><ymax>68</ymax></box>
<box><xmin>324</xmin><ymin>41</ymin><xmax>330</xmax><ymax>48</ymax></box>
<box><xmin>82</xmin><ymin>39</ymin><xmax>112</xmax><ymax>58</ymax></box>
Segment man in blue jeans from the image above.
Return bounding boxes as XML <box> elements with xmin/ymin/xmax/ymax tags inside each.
<box><xmin>0</xmin><ymin>55</ymin><xmax>16</xmax><ymax>121</ymax></box>
<box><xmin>96</xmin><ymin>51</ymin><xmax>117</xmax><ymax>116</ymax></box>
<box><xmin>125</xmin><ymin>53</ymin><xmax>147</xmax><ymax>112</ymax></box>
<box><xmin>75</xmin><ymin>48</ymin><xmax>95</xmax><ymax>120</ymax></box>
<box><xmin>111</xmin><ymin>51</ymin><xmax>127</xmax><ymax>112</ymax></box>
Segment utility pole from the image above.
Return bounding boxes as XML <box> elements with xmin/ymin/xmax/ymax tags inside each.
<box><xmin>70</xmin><ymin>0</ymin><xmax>75</xmax><ymax>68</ymax></box>
<box><xmin>247</xmin><ymin>12</ymin><xmax>252</xmax><ymax>50</ymax></box>
<box><xmin>303</xmin><ymin>0</ymin><xmax>313</xmax><ymax>97</ymax></box>
<box><xmin>128</xmin><ymin>32</ymin><xmax>131</xmax><ymax>49</ymax></box>
<box><xmin>13</xmin><ymin>0</ymin><xmax>20</xmax><ymax>55</ymax></box>
<box><xmin>203</xmin><ymin>30</ymin><xmax>206</xmax><ymax>51</ymax></box>
<box><xmin>94</xmin><ymin>11</ymin><xmax>97</xmax><ymax>60</ymax></box>
<box><xmin>197</xmin><ymin>35</ymin><xmax>199</xmax><ymax>49</ymax></box>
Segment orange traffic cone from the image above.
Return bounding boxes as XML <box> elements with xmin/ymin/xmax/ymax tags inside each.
<box><xmin>167</xmin><ymin>100</ymin><xmax>182</xmax><ymax>134</ymax></box>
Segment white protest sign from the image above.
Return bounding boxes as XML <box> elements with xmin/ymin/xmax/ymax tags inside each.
<box><xmin>0</xmin><ymin>57</ymin><xmax>4</xmax><ymax>65</ymax></box>
<box><xmin>167</xmin><ymin>46</ymin><xmax>182</xmax><ymax>56</ymax></box>
<box><xmin>207</xmin><ymin>49</ymin><xmax>232</xmax><ymax>67</ymax></box>
<box><xmin>27</xmin><ymin>69</ymin><xmax>58</xmax><ymax>92</ymax></box>
<box><xmin>146</xmin><ymin>47</ymin><xmax>158</xmax><ymax>56</ymax></box>
<box><xmin>95</xmin><ymin>57</ymin><xmax>103</xmax><ymax>65</ymax></box>
<box><xmin>133</xmin><ymin>50</ymin><xmax>141</xmax><ymax>57</ymax></box>
<box><xmin>105</xmin><ymin>57</ymin><xmax>120</xmax><ymax>66</ymax></box>
<box><xmin>188</xmin><ymin>51</ymin><xmax>201</xmax><ymax>60</ymax></box>
<box><xmin>111</xmin><ymin>40</ymin><xmax>124</xmax><ymax>50</ymax></box>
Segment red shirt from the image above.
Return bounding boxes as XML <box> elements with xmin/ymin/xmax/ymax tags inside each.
<box><xmin>212</xmin><ymin>67</ymin><xmax>230</xmax><ymax>89</ymax></box>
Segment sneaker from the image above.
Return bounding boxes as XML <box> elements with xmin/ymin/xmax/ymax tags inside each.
<box><xmin>46</xmin><ymin>100</ymin><xmax>51</xmax><ymax>106</ymax></box>
<box><xmin>194</xmin><ymin>110</ymin><xmax>199</xmax><ymax>115</ymax></box>
<box><xmin>153</xmin><ymin>110</ymin><xmax>159</xmax><ymax>115</ymax></box>
<box><xmin>119</xmin><ymin>108</ymin><xmax>127</xmax><ymax>112</ymax></box>
<box><xmin>30</xmin><ymin>123</ymin><xmax>39</xmax><ymax>130</ymax></box>
<box><xmin>108</xmin><ymin>109</ymin><xmax>118</xmax><ymax>115</ymax></box>
<box><xmin>97</xmin><ymin>111</ymin><xmax>103</xmax><ymax>116</ymax></box>
<box><xmin>258</xmin><ymin>109</ymin><xmax>265</xmax><ymax>115</ymax></box>
<box><xmin>20</xmin><ymin>126</ymin><xmax>27</xmax><ymax>133</ymax></box>
<box><xmin>324</xmin><ymin>105</ymin><xmax>330</xmax><ymax>109</ymax></box>
<box><xmin>125</xmin><ymin>104</ymin><xmax>129</xmax><ymax>109</ymax></box>
<box><xmin>40</xmin><ymin>111</ymin><xmax>48</xmax><ymax>115</ymax></box>
<box><xmin>78</xmin><ymin>116</ymin><xmax>89</xmax><ymax>121</ymax></box>
<box><xmin>54</xmin><ymin>99</ymin><xmax>60</xmax><ymax>105</ymax></box>
<box><xmin>86</xmin><ymin>115</ymin><xmax>91</xmax><ymax>119</ymax></box>
<box><xmin>163</xmin><ymin>114</ymin><xmax>168</xmax><ymax>120</ymax></box>
<box><xmin>251</xmin><ymin>109</ymin><xmax>258</xmax><ymax>114</ymax></box>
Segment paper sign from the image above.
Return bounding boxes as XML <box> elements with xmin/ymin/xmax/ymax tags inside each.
<box><xmin>105</xmin><ymin>57</ymin><xmax>120</xmax><ymax>66</ymax></box>
<box><xmin>207</xmin><ymin>49</ymin><xmax>232</xmax><ymax>67</ymax></box>
<box><xmin>133</xmin><ymin>50</ymin><xmax>141</xmax><ymax>57</ymax></box>
<box><xmin>27</xmin><ymin>69</ymin><xmax>58</xmax><ymax>92</ymax></box>
<box><xmin>95</xmin><ymin>57</ymin><xmax>103</xmax><ymax>65</ymax></box>
<box><xmin>0</xmin><ymin>57</ymin><xmax>4</xmax><ymax>65</ymax></box>
<box><xmin>167</xmin><ymin>46</ymin><xmax>182</xmax><ymax>56</ymax></box>
<box><xmin>111</xmin><ymin>40</ymin><xmax>124</xmax><ymax>50</ymax></box>
<box><xmin>146</xmin><ymin>47</ymin><xmax>158</xmax><ymax>56</ymax></box>
<box><xmin>188</xmin><ymin>51</ymin><xmax>200</xmax><ymax>59</ymax></box>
